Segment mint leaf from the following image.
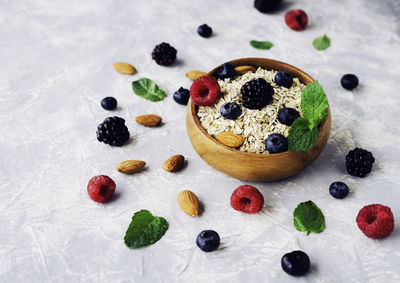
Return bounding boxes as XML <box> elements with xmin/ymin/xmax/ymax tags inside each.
<box><xmin>313</xmin><ymin>34</ymin><xmax>330</xmax><ymax>51</ymax></box>
<box><xmin>124</xmin><ymin>210</ymin><xmax>168</xmax><ymax>249</ymax></box>
<box><xmin>132</xmin><ymin>78</ymin><xmax>166</xmax><ymax>102</ymax></box>
<box><xmin>287</xmin><ymin>118</ymin><xmax>319</xmax><ymax>151</ymax></box>
<box><xmin>250</xmin><ymin>40</ymin><xmax>274</xmax><ymax>50</ymax></box>
<box><xmin>301</xmin><ymin>81</ymin><xmax>328</xmax><ymax>129</ymax></box>
<box><xmin>293</xmin><ymin>200</ymin><xmax>325</xmax><ymax>235</ymax></box>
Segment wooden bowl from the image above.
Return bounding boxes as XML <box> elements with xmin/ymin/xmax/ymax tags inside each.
<box><xmin>186</xmin><ymin>58</ymin><xmax>331</xmax><ymax>181</ymax></box>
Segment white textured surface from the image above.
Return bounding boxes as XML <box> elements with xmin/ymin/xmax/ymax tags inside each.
<box><xmin>1</xmin><ymin>0</ymin><xmax>400</xmax><ymax>282</ymax></box>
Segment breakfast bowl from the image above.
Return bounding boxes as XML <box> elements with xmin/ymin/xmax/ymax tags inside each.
<box><xmin>186</xmin><ymin>58</ymin><xmax>331</xmax><ymax>181</ymax></box>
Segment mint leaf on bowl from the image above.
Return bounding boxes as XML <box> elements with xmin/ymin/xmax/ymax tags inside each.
<box><xmin>301</xmin><ymin>81</ymin><xmax>329</xmax><ymax>129</ymax></box>
<box><xmin>293</xmin><ymin>200</ymin><xmax>325</xmax><ymax>235</ymax></box>
<box><xmin>250</xmin><ymin>40</ymin><xmax>274</xmax><ymax>50</ymax></box>
<box><xmin>132</xmin><ymin>78</ymin><xmax>166</xmax><ymax>102</ymax></box>
<box><xmin>313</xmin><ymin>34</ymin><xmax>330</xmax><ymax>51</ymax></box>
<box><xmin>287</xmin><ymin>118</ymin><xmax>319</xmax><ymax>152</ymax></box>
<box><xmin>124</xmin><ymin>210</ymin><xmax>169</xmax><ymax>249</ymax></box>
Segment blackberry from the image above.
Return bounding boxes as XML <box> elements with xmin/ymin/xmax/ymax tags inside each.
<box><xmin>151</xmin><ymin>42</ymin><xmax>177</xmax><ymax>66</ymax></box>
<box><xmin>240</xmin><ymin>78</ymin><xmax>274</xmax><ymax>110</ymax></box>
<box><xmin>345</xmin><ymin>148</ymin><xmax>375</xmax><ymax>177</ymax></box>
<box><xmin>96</xmin><ymin>116</ymin><xmax>130</xmax><ymax>146</ymax></box>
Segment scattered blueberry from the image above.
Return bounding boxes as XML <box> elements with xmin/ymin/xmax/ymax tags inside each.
<box><xmin>341</xmin><ymin>74</ymin><xmax>359</xmax><ymax>90</ymax></box>
<box><xmin>265</xmin><ymin>133</ymin><xmax>288</xmax><ymax>153</ymax></box>
<box><xmin>196</xmin><ymin>230</ymin><xmax>220</xmax><ymax>252</ymax></box>
<box><xmin>329</xmin><ymin>181</ymin><xmax>349</xmax><ymax>199</ymax></box>
<box><xmin>254</xmin><ymin>0</ymin><xmax>282</xmax><ymax>13</ymax></box>
<box><xmin>217</xmin><ymin>63</ymin><xmax>235</xmax><ymax>79</ymax></box>
<box><xmin>278</xmin><ymin>107</ymin><xmax>300</xmax><ymax>126</ymax></box>
<box><xmin>101</xmin><ymin>97</ymin><xmax>117</xmax><ymax>110</ymax></box>
<box><xmin>220</xmin><ymin>102</ymin><xmax>242</xmax><ymax>120</ymax></box>
<box><xmin>197</xmin><ymin>24</ymin><xmax>213</xmax><ymax>38</ymax></box>
<box><xmin>274</xmin><ymin>71</ymin><xmax>293</xmax><ymax>88</ymax></box>
<box><xmin>281</xmin><ymin>250</ymin><xmax>310</xmax><ymax>276</ymax></box>
<box><xmin>173</xmin><ymin>87</ymin><xmax>190</xmax><ymax>105</ymax></box>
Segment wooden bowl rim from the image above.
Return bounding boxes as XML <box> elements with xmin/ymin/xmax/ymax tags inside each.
<box><xmin>188</xmin><ymin>57</ymin><xmax>331</xmax><ymax>159</ymax></box>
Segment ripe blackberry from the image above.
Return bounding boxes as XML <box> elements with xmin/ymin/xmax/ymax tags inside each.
<box><xmin>96</xmin><ymin>116</ymin><xmax>130</xmax><ymax>146</ymax></box>
<box><xmin>345</xmin><ymin>148</ymin><xmax>375</xmax><ymax>177</ymax></box>
<box><xmin>151</xmin><ymin>42</ymin><xmax>177</xmax><ymax>66</ymax></box>
<box><xmin>240</xmin><ymin>78</ymin><xmax>274</xmax><ymax>110</ymax></box>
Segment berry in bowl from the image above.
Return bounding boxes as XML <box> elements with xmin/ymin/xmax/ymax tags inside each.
<box><xmin>186</xmin><ymin>58</ymin><xmax>331</xmax><ymax>181</ymax></box>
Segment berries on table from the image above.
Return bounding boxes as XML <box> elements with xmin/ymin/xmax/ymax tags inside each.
<box><xmin>151</xmin><ymin>42</ymin><xmax>177</xmax><ymax>66</ymax></box>
<box><xmin>96</xmin><ymin>116</ymin><xmax>130</xmax><ymax>146</ymax></box>
<box><xmin>345</xmin><ymin>148</ymin><xmax>375</xmax><ymax>177</ymax></box>
<box><xmin>101</xmin><ymin>97</ymin><xmax>117</xmax><ymax>110</ymax></box>
<box><xmin>281</xmin><ymin>250</ymin><xmax>310</xmax><ymax>276</ymax></box>
<box><xmin>341</xmin><ymin>74</ymin><xmax>359</xmax><ymax>90</ymax></box>
<box><xmin>285</xmin><ymin>10</ymin><xmax>308</xmax><ymax>31</ymax></box>
<box><xmin>254</xmin><ymin>0</ymin><xmax>282</xmax><ymax>13</ymax></box>
<box><xmin>220</xmin><ymin>102</ymin><xmax>242</xmax><ymax>120</ymax></box>
<box><xmin>356</xmin><ymin>204</ymin><xmax>394</xmax><ymax>239</ymax></box>
<box><xmin>173</xmin><ymin>87</ymin><xmax>190</xmax><ymax>105</ymax></box>
<box><xmin>265</xmin><ymin>133</ymin><xmax>288</xmax><ymax>153</ymax></box>
<box><xmin>190</xmin><ymin>76</ymin><xmax>220</xmax><ymax>106</ymax></box>
<box><xmin>196</xmin><ymin>230</ymin><xmax>220</xmax><ymax>252</ymax></box>
<box><xmin>230</xmin><ymin>185</ymin><xmax>264</xmax><ymax>213</ymax></box>
<box><xmin>241</xmin><ymin>78</ymin><xmax>274</xmax><ymax>110</ymax></box>
<box><xmin>197</xmin><ymin>24</ymin><xmax>213</xmax><ymax>38</ymax></box>
<box><xmin>274</xmin><ymin>71</ymin><xmax>293</xmax><ymax>88</ymax></box>
<box><xmin>216</xmin><ymin>63</ymin><xmax>236</xmax><ymax>79</ymax></box>
<box><xmin>278</xmin><ymin>107</ymin><xmax>299</xmax><ymax>126</ymax></box>
<box><xmin>87</xmin><ymin>175</ymin><xmax>116</xmax><ymax>203</ymax></box>
<box><xmin>329</xmin><ymin>181</ymin><xmax>349</xmax><ymax>199</ymax></box>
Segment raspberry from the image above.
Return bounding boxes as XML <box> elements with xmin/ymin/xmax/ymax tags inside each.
<box><xmin>151</xmin><ymin>42</ymin><xmax>177</xmax><ymax>66</ymax></box>
<box><xmin>96</xmin><ymin>116</ymin><xmax>130</xmax><ymax>147</ymax></box>
<box><xmin>241</xmin><ymin>78</ymin><xmax>274</xmax><ymax>110</ymax></box>
<box><xmin>230</xmin><ymin>185</ymin><xmax>264</xmax><ymax>213</ymax></box>
<box><xmin>345</xmin><ymin>148</ymin><xmax>375</xmax><ymax>177</ymax></box>
<box><xmin>356</xmin><ymin>204</ymin><xmax>394</xmax><ymax>239</ymax></box>
<box><xmin>87</xmin><ymin>175</ymin><xmax>116</xmax><ymax>203</ymax></box>
<box><xmin>190</xmin><ymin>76</ymin><xmax>220</xmax><ymax>106</ymax></box>
<box><xmin>285</xmin><ymin>10</ymin><xmax>308</xmax><ymax>31</ymax></box>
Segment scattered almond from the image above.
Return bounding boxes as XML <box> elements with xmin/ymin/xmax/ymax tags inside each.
<box><xmin>116</xmin><ymin>160</ymin><xmax>146</xmax><ymax>174</ymax></box>
<box><xmin>113</xmin><ymin>62</ymin><xmax>137</xmax><ymax>75</ymax></box>
<box><xmin>234</xmin><ymin>65</ymin><xmax>256</xmax><ymax>75</ymax></box>
<box><xmin>135</xmin><ymin>114</ymin><xmax>162</xmax><ymax>127</ymax></box>
<box><xmin>215</xmin><ymin>131</ymin><xmax>245</xmax><ymax>148</ymax></box>
<box><xmin>186</xmin><ymin>70</ymin><xmax>207</xmax><ymax>81</ymax></box>
<box><xmin>177</xmin><ymin>190</ymin><xmax>199</xmax><ymax>217</ymax></box>
<box><xmin>163</xmin><ymin>154</ymin><xmax>185</xmax><ymax>172</ymax></box>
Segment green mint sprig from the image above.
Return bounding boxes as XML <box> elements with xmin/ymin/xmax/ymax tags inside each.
<box><xmin>293</xmin><ymin>200</ymin><xmax>325</xmax><ymax>235</ymax></box>
<box><xmin>250</xmin><ymin>40</ymin><xmax>274</xmax><ymax>50</ymax></box>
<box><xmin>132</xmin><ymin>78</ymin><xmax>166</xmax><ymax>102</ymax></box>
<box><xmin>313</xmin><ymin>34</ymin><xmax>330</xmax><ymax>51</ymax></box>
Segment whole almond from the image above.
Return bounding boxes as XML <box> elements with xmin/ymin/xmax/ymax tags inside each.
<box><xmin>234</xmin><ymin>65</ymin><xmax>256</xmax><ymax>75</ymax></box>
<box><xmin>116</xmin><ymin>160</ymin><xmax>146</xmax><ymax>174</ymax></box>
<box><xmin>135</xmin><ymin>114</ymin><xmax>162</xmax><ymax>127</ymax></box>
<box><xmin>113</xmin><ymin>62</ymin><xmax>137</xmax><ymax>75</ymax></box>
<box><xmin>177</xmin><ymin>190</ymin><xmax>199</xmax><ymax>217</ymax></box>
<box><xmin>215</xmin><ymin>132</ymin><xmax>245</xmax><ymax>148</ymax></box>
<box><xmin>186</xmin><ymin>70</ymin><xmax>207</xmax><ymax>81</ymax></box>
<box><xmin>163</xmin><ymin>155</ymin><xmax>184</xmax><ymax>172</ymax></box>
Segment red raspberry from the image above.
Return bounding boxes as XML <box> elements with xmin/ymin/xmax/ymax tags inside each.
<box><xmin>230</xmin><ymin>185</ymin><xmax>264</xmax><ymax>213</ymax></box>
<box><xmin>285</xmin><ymin>9</ymin><xmax>308</xmax><ymax>31</ymax></box>
<box><xmin>87</xmin><ymin>175</ymin><xmax>116</xmax><ymax>203</ymax></box>
<box><xmin>190</xmin><ymin>76</ymin><xmax>220</xmax><ymax>106</ymax></box>
<box><xmin>356</xmin><ymin>204</ymin><xmax>394</xmax><ymax>239</ymax></box>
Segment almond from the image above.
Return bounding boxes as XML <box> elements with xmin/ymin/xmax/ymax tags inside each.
<box><xmin>234</xmin><ymin>65</ymin><xmax>256</xmax><ymax>75</ymax></box>
<box><xmin>163</xmin><ymin>155</ymin><xmax>184</xmax><ymax>172</ymax></box>
<box><xmin>215</xmin><ymin>131</ymin><xmax>245</xmax><ymax>148</ymax></box>
<box><xmin>186</xmin><ymin>70</ymin><xmax>207</xmax><ymax>81</ymax></box>
<box><xmin>116</xmin><ymin>160</ymin><xmax>146</xmax><ymax>174</ymax></box>
<box><xmin>135</xmin><ymin>114</ymin><xmax>162</xmax><ymax>127</ymax></box>
<box><xmin>113</xmin><ymin>62</ymin><xmax>137</xmax><ymax>75</ymax></box>
<box><xmin>178</xmin><ymin>190</ymin><xmax>199</xmax><ymax>217</ymax></box>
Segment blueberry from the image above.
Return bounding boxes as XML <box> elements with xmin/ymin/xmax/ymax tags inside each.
<box><xmin>278</xmin><ymin>107</ymin><xmax>300</xmax><ymax>126</ymax></box>
<box><xmin>341</xmin><ymin>74</ymin><xmax>358</xmax><ymax>90</ymax></box>
<box><xmin>254</xmin><ymin>0</ymin><xmax>282</xmax><ymax>13</ymax></box>
<box><xmin>281</xmin><ymin>250</ymin><xmax>310</xmax><ymax>276</ymax></box>
<box><xmin>196</xmin><ymin>230</ymin><xmax>220</xmax><ymax>252</ymax></box>
<box><xmin>329</xmin><ymin>181</ymin><xmax>349</xmax><ymax>199</ymax></box>
<box><xmin>217</xmin><ymin>63</ymin><xmax>235</xmax><ymax>79</ymax></box>
<box><xmin>197</xmin><ymin>24</ymin><xmax>213</xmax><ymax>38</ymax></box>
<box><xmin>274</xmin><ymin>71</ymin><xmax>293</xmax><ymax>88</ymax></box>
<box><xmin>101</xmin><ymin>97</ymin><xmax>117</xmax><ymax>110</ymax></box>
<box><xmin>265</xmin><ymin>133</ymin><xmax>288</xmax><ymax>153</ymax></box>
<box><xmin>173</xmin><ymin>87</ymin><xmax>190</xmax><ymax>105</ymax></box>
<box><xmin>220</xmin><ymin>102</ymin><xmax>242</xmax><ymax>120</ymax></box>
